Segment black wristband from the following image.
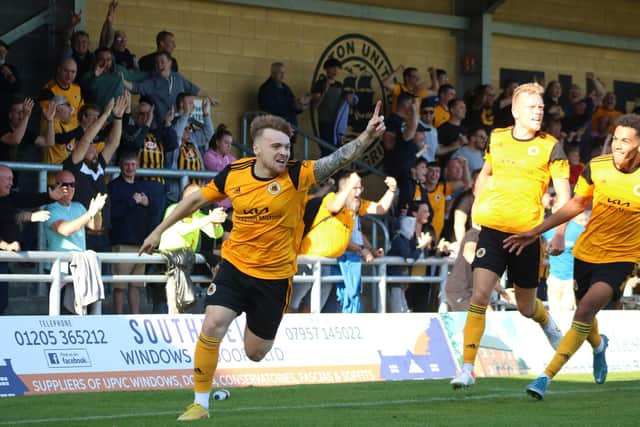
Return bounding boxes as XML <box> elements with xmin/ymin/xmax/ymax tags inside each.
<box><xmin>113</xmin><ymin>116</ymin><xmax>123</xmax><ymax>120</ymax></box>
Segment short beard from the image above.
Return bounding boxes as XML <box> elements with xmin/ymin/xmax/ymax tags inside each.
<box><xmin>617</xmin><ymin>152</ymin><xmax>640</xmax><ymax>173</ymax></box>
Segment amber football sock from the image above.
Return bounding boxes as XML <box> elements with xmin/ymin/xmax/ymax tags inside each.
<box><xmin>531</xmin><ymin>298</ymin><xmax>549</xmax><ymax>328</ymax></box>
<box><xmin>586</xmin><ymin>317</ymin><xmax>602</xmax><ymax>351</ymax></box>
<box><xmin>544</xmin><ymin>320</ymin><xmax>591</xmax><ymax>378</ymax></box>
<box><xmin>462</xmin><ymin>304</ymin><xmax>487</xmax><ymax>366</ymax></box>
<box><xmin>193</xmin><ymin>333</ymin><xmax>221</xmax><ymax>399</ymax></box>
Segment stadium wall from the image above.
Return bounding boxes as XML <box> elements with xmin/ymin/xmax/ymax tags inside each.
<box><xmin>84</xmin><ymin>1</ymin><xmax>640</xmax><ymax>142</ymax></box>
<box><xmin>493</xmin><ymin>0</ymin><xmax>640</xmax><ymax>39</ymax></box>
<box><xmin>84</xmin><ymin>0</ymin><xmax>458</xmax><ymax>152</ymax></box>
<box><xmin>491</xmin><ymin>35</ymin><xmax>640</xmax><ymax>105</ymax></box>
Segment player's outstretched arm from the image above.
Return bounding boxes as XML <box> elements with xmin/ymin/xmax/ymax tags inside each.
<box><xmin>313</xmin><ymin>100</ymin><xmax>385</xmax><ymax>183</ymax></box>
<box><xmin>503</xmin><ymin>194</ymin><xmax>590</xmax><ymax>256</ymax></box>
<box><xmin>138</xmin><ymin>190</ymin><xmax>208</xmax><ymax>255</ymax></box>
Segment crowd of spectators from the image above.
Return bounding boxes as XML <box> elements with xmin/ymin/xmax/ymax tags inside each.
<box><xmin>0</xmin><ymin>1</ymin><xmax>229</xmax><ymax>314</ymax></box>
<box><xmin>0</xmin><ymin>0</ymin><xmax>637</xmax><ymax>315</ymax></box>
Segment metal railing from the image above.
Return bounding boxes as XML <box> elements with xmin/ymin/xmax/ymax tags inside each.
<box><xmin>364</xmin><ymin>215</ymin><xmax>390</xmax><ymax>253</ymax></box>
<box><xmin>0</xmin><ymin>251</ymin><xmax>212</xmax><ymax>315</ymax></box>
<box><xmin>0</xmin><ymin>251</ymin><xmax>453</xmax><ymax>315</ymax></box>
<box><xmin>231</xmin><ymin>139</ymin><xmax>255</xmax><ymax>157</ymax></box>
<box><xmin>297</xmin><ymin>254</ymin><xmax>453</xmax><ymax>313</ymax></box>
<box><xmin>3</xmin><ymin>161</ymin><xmax>220</xmax><ymax>196</ymax></box>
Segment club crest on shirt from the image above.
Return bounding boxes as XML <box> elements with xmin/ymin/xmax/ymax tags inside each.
<box><xmin>475</xmin><ymin>247</ymin><xmax>486</xmax><ymax>258</ymax></box>
<box><xmin>207</xmin><ymin>283</ymin><xmax>216</xmax><ymax>296</ymax></box>
<box><xmin>434</xmin><ymin>194</ymin><xmax>442</xmax><ymax>202</ymax></box>
<box><xmin>633</xmin><ymin>184</ymin><xmax>640</xmax><ymax>197</ymax></box>
<box><xmin>145</xmin><ymin>140</ymin><xmax>158</xmax><ymax>150</ymax></box>
<box><xmin>267</xmin><ymin>181</ymin><xmax>281</xmax><ymax>195</ymax></box>
<box><xmin>527</xmin><ymin>146</ymin><xmax>540</xmax><ymax>156</ymax></box>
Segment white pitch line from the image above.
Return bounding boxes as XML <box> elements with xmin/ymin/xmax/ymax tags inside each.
<box><xmin>2</xmin><ymin>384</ymin><xmax>640</xmax><ymax>425</ymax></box>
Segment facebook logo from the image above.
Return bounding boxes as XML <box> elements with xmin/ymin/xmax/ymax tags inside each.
<box><xmin>48</xmin><ymin>353</ymin><xmax>60</xmax><ymax>365</ymax></box>
<box><xmin>44</xmin><ymin>349</ymin><xmax>92</xmax><ymax>368</ymax></box>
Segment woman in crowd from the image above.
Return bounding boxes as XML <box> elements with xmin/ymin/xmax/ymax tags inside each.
<box><xmin>203</xmin><ymin>124</ymin><xmax>235</xmax><ymax>173</ymax></box>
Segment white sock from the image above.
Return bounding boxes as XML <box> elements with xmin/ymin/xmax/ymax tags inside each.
<box><xmin>539</xmin><ymin>373</ymin><xmax>550</xmax><ymax>380</ymax></box>
<box><xmin>463</xmin><ymin>363</ymin><xmax>474</xmax><ymax>373</ymax></box>
<box><xmin>194</xmin><ymin>392</ymin><xmax>210</xmax><ymax>409</ymax></box>
<box><xmin>594</xmin><ymin>340</ymin><xmax>605</xmax><ymax>353</ymax></box>
<box><xmin>543</xmin><ymin>316</ymin><xmax>558</xmax><ymax>331</ymax></box>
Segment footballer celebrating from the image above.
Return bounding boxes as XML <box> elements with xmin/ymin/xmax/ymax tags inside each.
<box><xmin>451</xmin><ymin>83</ymin><xmax>571</xmax><ymax>389</ymax></box>
<box><xmin>139</xmin><ymin>102</ymin><xmax>386</xmax><ymax>420</ymax></box>
<box><xmin>504</xmin><ymin>114</ymin><xmax>640</xmax><ymax>399</ymax></box>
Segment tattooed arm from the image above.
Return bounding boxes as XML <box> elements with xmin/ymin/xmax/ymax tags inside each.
<box><xmin>313</xmin><ymin>100</ymin><xmax>386</xmax><ymax>182</ymax></box>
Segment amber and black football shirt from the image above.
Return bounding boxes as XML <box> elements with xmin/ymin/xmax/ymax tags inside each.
<box><xmin>573</xmin><ymin>154</ymin><xmax>640</xmax><ymax>263</ymax></box>
<box><xmin>473</xmin><ymin>127</ymin><xmax>569</xmax><ymax>233</ymax></box>
<box><xmin>201</xmin><ymin>157</ymin><xmax>317</xmax><ymax>279</ymax></box>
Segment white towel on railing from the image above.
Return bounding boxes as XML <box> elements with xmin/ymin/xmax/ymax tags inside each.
<box><xmin>65</xmin><ymin>250</ymin><xmax>104</xmax><ymax>315</ymax></box>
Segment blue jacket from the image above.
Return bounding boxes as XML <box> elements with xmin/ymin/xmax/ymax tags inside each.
<box><xmin>333</xmin><ymin>94</ymin><xmax>359</xmax><ymax>147</ymax></box>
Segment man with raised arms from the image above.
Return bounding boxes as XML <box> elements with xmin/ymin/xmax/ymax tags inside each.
<box><xmin>139</xmin><ymin>102</ymin><xmax>386</xmax><ymax>420</ymax></box>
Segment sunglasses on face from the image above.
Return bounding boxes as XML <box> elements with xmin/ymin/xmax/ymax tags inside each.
<box><xmin>58</xmin><ymin>182</ymin><xmax>75</xmax><ymax>188</ymax></box>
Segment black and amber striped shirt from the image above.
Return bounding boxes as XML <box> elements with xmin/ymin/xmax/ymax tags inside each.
<box><xmin>178</xmin><ymin>141</ymin><xmax>204</xmax><ymax>185</ymax></box>
<box><xmin>138</xmin><ymin>133</ymin><xmax>166</xmax><ymax>183</ymax></box>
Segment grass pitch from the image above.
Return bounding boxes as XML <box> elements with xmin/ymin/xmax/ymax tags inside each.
<box><xmin>1</xmin><ymin>373</ymin><xmax>639</xmax><ymax>426</ymax></box>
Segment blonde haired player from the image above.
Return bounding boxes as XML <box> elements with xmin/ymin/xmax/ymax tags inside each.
<box><xmin>505</xmin><ymin>114</ymin><xmax>640</xmax><ymax>399</ymax></box>
<box><xmin>450</xmin><ymin>83</ymin><xmax>571</xmax><ymax>389</ymax></box>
